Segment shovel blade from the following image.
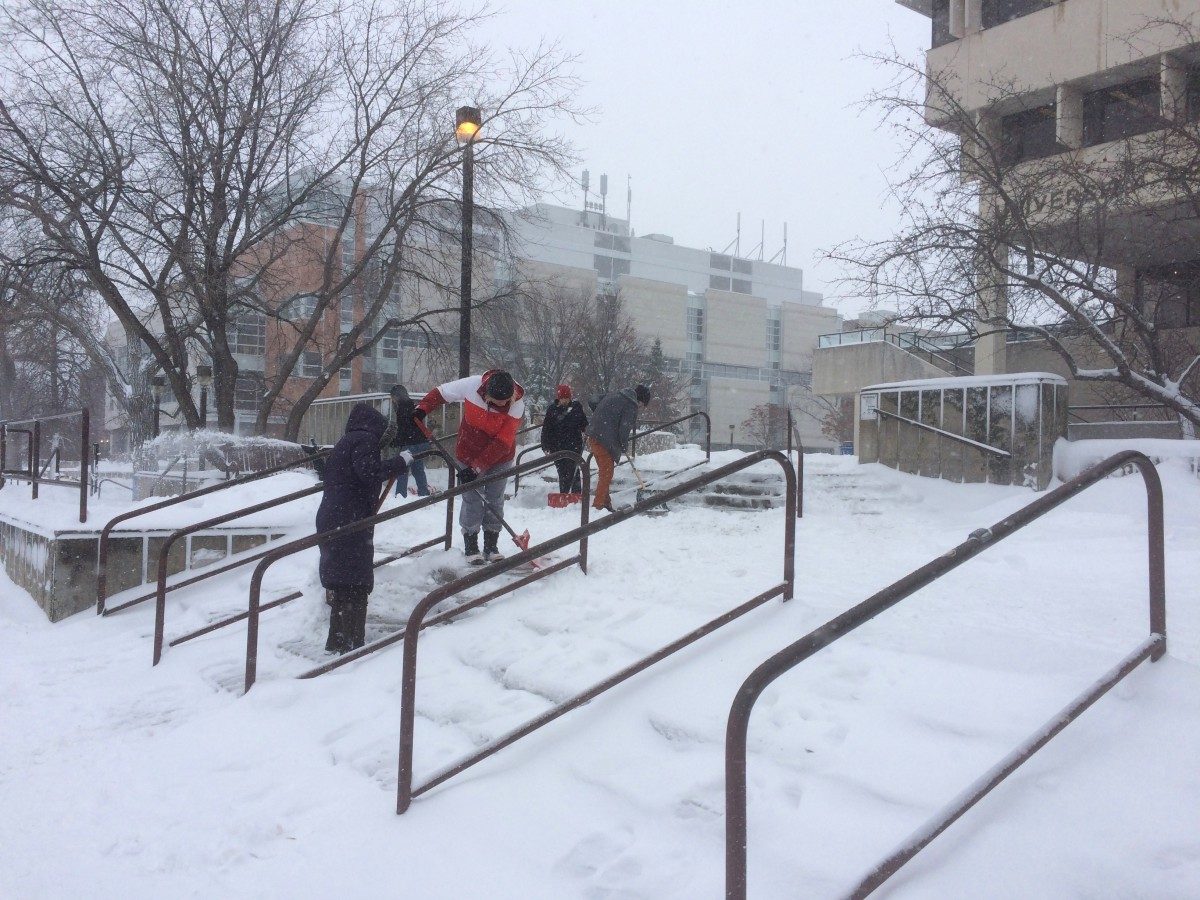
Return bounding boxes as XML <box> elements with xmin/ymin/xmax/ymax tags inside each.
<box><xmin>513</xmin><ymin>530</ymin><xmax>531</xmax><ymax>552</ymax></box>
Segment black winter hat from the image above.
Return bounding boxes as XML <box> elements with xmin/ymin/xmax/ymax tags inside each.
<box><xmin>635</xmin><ymin>384</ymin><xmax>651</xmax><ymax>405</ymax></box>
<box><xmin>486</xmin><ymin>370</ymin><xmax>515</xmax><ymax>401</ymax></box>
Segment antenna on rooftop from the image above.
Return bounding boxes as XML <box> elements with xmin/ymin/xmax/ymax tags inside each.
<box><xmin>599</xmin><ymin>173</ymin><xmax>608</xmax><ymax>229</ymax></box>
<box><xmin>768</xmin><ymin>222</ymin><xmax>789</xmax><ymax>266</ymax></box>
<box><xmin>626</xmin><ymin>175</ymin><xmax>632</xmax><ymax>237</ymax></box>
<box><xmin>580</xmin><ymin>169</ymin><xmax>590</xmax><ymax>226</ymax></box>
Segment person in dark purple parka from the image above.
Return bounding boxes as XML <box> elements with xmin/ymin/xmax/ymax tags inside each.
<box><xmin>316</xmin><ymin>402</ymin><xmax>412</xmax><ymax>653</ymax></box>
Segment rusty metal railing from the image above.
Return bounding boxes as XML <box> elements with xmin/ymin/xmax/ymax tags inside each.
<box><xmin>239</xmin><ymin>450</ymin><xmax>589</xmax><ymax>693</ymax></box>
<box><xmin>394</xmin><ymin>449</ymin><xmax>796</xmax><ymax>815</ymax></box>
<box><xmin>148</xmin><ymin>448</ymin><xmax>455</xmax><ymax>664</ymax></box>
<box><xmin>95</xmin><ymin>449</ymin><xmax>330</xmax><ymax>614</ymax></box>
<box><xmin>786</xmin><ymin>410</ymin><xmax>804</xmax><ymax>519</ymax></box>
<box><xmin>725</xmin><ymin>450</ymin><xmax>1167</xmax><ymax>899</ymax></box>
<box><xmin>0</xmin><ymin>408</ymin><xmax>90</xmax><ymax>521</ymax></box>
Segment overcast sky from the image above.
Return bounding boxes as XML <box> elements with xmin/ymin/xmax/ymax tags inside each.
<box><xmin>487</xmin><ymin>0</ymin><xmax>930</xmax><ymax>314</ymax></box>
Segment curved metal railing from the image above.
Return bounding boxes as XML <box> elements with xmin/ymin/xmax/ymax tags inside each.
<box><xmin>145</xmin><ymin>448</ymin><xmax>455</xmax><ymax>664</ymax></box>
<box><xmin>725</xmin><ymin>450</ymin><xmax>1166</xmax><ymax>899</ymax></box>
<box><xmin>239</xmin><ymin>450</ymin><xmax>589</xmax><ymax>692</ymax></box>
<box><xmin>394</xmin><ymin>449</ymin><xmax>796</xmax><ymax>815</ymax></box>
<box><xmin>95</xmin><ymin>449</ymin><xmax>330</xmax><ymax>614</ymax></box>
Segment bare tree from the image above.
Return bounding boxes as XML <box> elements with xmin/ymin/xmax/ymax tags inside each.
<box><xmin>830</xmin><ymin>43</ymin><xmax>1200</xmax><ymax>437</ymax></box>
<box><xmin>572</xmin><ymin>288</ymin><xmax>646</xmax><ymax>404</ymax></box>
<box><xmin>742</xmin><ymin>403</ymin><xmax>787</xmax><ymax>450</ymax></box>
<box><xmin>474</xmin><ymin>274</ymin><xmax>591</xmax><ymax>408</ymax></box>
<box><xmin>0</xmin><ymin>0</ymin><xmax>580</xmax><ymax>440</ymax></box>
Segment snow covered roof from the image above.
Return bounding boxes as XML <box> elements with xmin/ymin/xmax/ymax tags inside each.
<box><xmin>862</xmin><ymin>372</ymin><xmax>1067</xmax><ymax>393</ymax></box>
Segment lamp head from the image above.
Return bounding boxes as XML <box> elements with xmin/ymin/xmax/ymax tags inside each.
<box><xmin>195</xmin><ymin>364</ymin><xmax>213</xmax><ymax>387</ymax></box>
<box><xmin>455</xmin><ymin>106</ymin><xmax>482</xmax><ymax>144</ymax></box>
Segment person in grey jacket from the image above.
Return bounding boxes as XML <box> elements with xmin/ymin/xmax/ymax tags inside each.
<box><xmin>585</xmin><ymin>384</ymin><xmax>650</xmax><ymax>511</ymax></box>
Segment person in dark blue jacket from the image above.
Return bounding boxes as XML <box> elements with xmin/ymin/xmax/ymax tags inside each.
<box><xmin>316</xmin><ymin>402</ymin><xmax>412</xmax><ymax>654</ymax></box>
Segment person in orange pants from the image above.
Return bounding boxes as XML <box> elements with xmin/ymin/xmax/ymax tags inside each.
<box><xmin>585</xmin><ymin>384</ymin><xmax>650</xmax><ymax>512</ymax></box>
<box><xmin>587</xmin><ymin>437</ymin><xmax>616</xmax><ymax>510</ymax></box>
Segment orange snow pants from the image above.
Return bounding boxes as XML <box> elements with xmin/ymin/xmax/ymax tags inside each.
<box><xmin>588</xmin><ymin>438</ymin><xmax>615</xmax><ymax>510</ymax></box>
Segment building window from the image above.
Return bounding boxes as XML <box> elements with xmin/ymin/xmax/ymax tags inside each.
<box><xmin>300</xmin><ymin>350</ymin><xmax>322</xmax><ymax>379</ymax></box>
<box><xmin>709</xmin><ymin>252</ymin><xmax>732</xmax><ymax>271</ymax></box>
<box><xmin>594</xmin><ymin>232</ymin><xmax>631</xmax><ymax>253</ymax></box>
<box><xmin>594</xmin><ymin>254</ymin><xmax>631</xmax><ymax>280</ymax></box>
<box><xmin>731</xmin><ymin>278</ymin><xmax>753</xmax><ymax>295</ymax></box>
<box><xmin>981</xmin><ymin>0</ymin><xmax>1054</xmax><ymax>29</ymax></box>
<box><xmin>1083</xmin><ymin>78</ymin><xmax>1161</xmax><ymax>147</ymax></box>
<box><xmin>1138</xmin><ymin>262</ymin><xmax>1200</xmax><ymax>328</ymax></box>
<box><xmin>340</xmin><ymin>297</ymin><xmax>355</xmax><ymax>330</ymax></box>
<box><xmin>380</xmin><ymin>329</ymin><xmax>399</xmax><ymax>359</ymax></box>
<box><xmin>1001</xmin><ymin>104</ymin><xmax>1059</xmax><ymax>164</ymax></box>
<box><xmin>228</xmin><ymin>308</ymin><xmax>266</xmax><ymax>356</ymax></box>
<box><xmin>766</xmin><ymin>316</ymin><xmax>781</xmax><ymax>353</ymax></box>
<box><xmin>686</xmin><ymin>307</ymin><xmax>705</xmax><ymax>343</ymax></box>
<box><xmin>931</xmin><ymin>0</ymin><xmax>954</xmax><ymax>48</ymax></box>
<box><xmin>284</xmin><ymin>293</ymin><xmax>320</xmax><ymax>322</ymax></box>
<box><xmin>732</xmin><ymin>258</ymin><xmax>753</xmax><ymax>275</ymax></box>
<box><xmin>234</xmin><ymin>373</ymin><xmax>264</xmax><ymax>412</ymax></box>
<box><xmin>709</xmin><ymin>274</ymin><xmax>731</xmax><ymax>291</ymax></box>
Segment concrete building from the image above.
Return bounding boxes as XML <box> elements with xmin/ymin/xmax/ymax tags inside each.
<box><xmin>506</xmin><ymin>203</ymin><xmax>840</xmax><ymax>449</ymax></box>
<box><xmin>815</xmin><ymin>0</ymin><xmax>1200</xmax><ymax>459</ymax></box>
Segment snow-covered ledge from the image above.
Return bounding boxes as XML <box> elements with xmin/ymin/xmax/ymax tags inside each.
<box><xmin>857</xmin><ymin>373</ymin><xmax>1069</xmax><ymax>490</ymax></box>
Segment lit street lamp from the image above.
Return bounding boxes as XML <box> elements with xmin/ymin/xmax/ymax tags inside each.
<box><xmin>455</xmin><ymin>105</ymin><xmax>481</xmax><ymax>378</ymax></box>
<box><xmin>195</xmin><ymin>364</ymin><xmax>213</xmax><ymax>431</ymax></box>
<box><xmin>151</xmin><ymin>375</ymin><xmax>166</xmax><ymax>438</ymax></box>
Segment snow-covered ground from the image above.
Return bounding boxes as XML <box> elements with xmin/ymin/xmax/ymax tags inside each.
<box><xmin>1</xmin><ymin>451</ymin><xmax>1198</xmax><ymax>898</ymax></box>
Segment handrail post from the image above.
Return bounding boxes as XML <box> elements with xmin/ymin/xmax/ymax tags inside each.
<box><xmin>444</xmin><ymin>466</ymin><xmax>456</xmax><ymax>550</ymax></box>
<box><xmin>726</xmin><ymin>450</ymin><xmax>1168</xmax><ymax>898</ymax></box>
<box><xmin>79</xmin><ymin>407</ymin><xmax>89</xmax><ymax>523</ymax></box>
<box><xmin>703</xmin><ymin>411</ymin><xmax>712</xmax><ymax>462</ymax></box>
<box><xmin>31</xmin><ymin>419</ymin><xmax>40</xmax><ymax>499</ymax></box>
<box><xmin>0</xmin><ymin>422</ymin><xmax>6</xmax><ymax>487</ymax></box>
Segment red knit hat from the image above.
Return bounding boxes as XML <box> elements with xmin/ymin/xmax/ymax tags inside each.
<box><xmin>555</xmin><ymin>384</ymin><xmax>572</xmax><ymax>400</ymax></box>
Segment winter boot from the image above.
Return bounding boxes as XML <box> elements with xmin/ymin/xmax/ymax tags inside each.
<box><xmin>483</xmin><ymin>530</ymin><xmax>505</xmax><ymax>563</ymax></box>
<box><xmin>324</xmin><ymin>596</ymin><xmax>354</xmax><ymax>655</ymax></box>
<box><xmin>350</xmin><ymin>596</ymin><xmax>369</xmax><ymax>650</ymax></box>
<box><xmin>463</xmin><ymin>530</ymin><xmax>483</xmax><ymax>565</ymax></box>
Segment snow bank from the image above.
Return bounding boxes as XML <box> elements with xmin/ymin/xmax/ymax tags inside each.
<box><xmin>1054</xmin><ymin>437</ymin><xmax>1200</xmax><ymax>481</ymax></box>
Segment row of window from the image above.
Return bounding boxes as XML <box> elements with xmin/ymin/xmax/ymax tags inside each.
<box><xmin>594</xmin><ymin>254</ymin><xmax>631</xmax><ymax>280</ymax></box>
<box><xmin>593</xmin><ymin>231</ymin><xmax>632</xmax><ymax>254</ymax></box>
<box><xmin>709</xmin><ymin>253</ymin><xmax>753</xmax><ymax>275</ymax></box>
<box><xmin>932</xmin><ymin>0</ymin><xmax>1055</xmax><ymax>48</ymax></box>
<box><xmin>999</xmin><ymin>72</ymin><xmax>1190</xmax><ymax>165</ymax></box>
<box><xmin>709</xmin><ymin>275</ymin><xmax>753</xmax><ymax>294</ymax></box>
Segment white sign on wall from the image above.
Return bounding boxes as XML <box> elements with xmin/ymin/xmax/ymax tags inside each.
<box><xmin>860</xmin><ymin>393</ymin><xmax>879</xmax><ymax>420</ymax></box>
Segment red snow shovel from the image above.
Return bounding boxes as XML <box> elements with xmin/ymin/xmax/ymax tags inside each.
<box><xmin>417</xmin><ymin>420</ymin><xmax>536</xmax><ymax>565</ymax></box>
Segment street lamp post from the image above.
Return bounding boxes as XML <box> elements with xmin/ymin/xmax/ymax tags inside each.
<box><xmin>729</xmin><ymin>424</ymin><xmax>735</xmax><ymax>449</ymax></box>
<box><xmin>455</xmin><ymin>105</ymin><xmax>482</xmax><ymax>379</ymax></box>
<box><xmin>151</xmin><ymin>375</ymin><xmax>166</xmax><ymax>439</ymax></box>
<box><xmin>195</xmin><ymin>364</ymin><xmax>213</xmax><ymax>431</ymax></box>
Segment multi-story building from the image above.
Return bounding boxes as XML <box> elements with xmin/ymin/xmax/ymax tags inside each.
<box><xmin>816</xmin><ymin>0</ymin><xmax>1200</xmax><ymax>448</ymax></box>
<box><xmin>107</xmin><ymin>195</ymin><xmax>840</xmax><ymax>450</ymax></box>
<box><xmin>506</xmin><ymin>203</ymin><xmax>840</xmax><ymax>449</ymax></box>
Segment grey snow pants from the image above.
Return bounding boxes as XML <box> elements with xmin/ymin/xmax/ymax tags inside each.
<box><xmin>459</xmin><ymin>462</ymin><xmax>510</xmax><ymax>534</ymax></box>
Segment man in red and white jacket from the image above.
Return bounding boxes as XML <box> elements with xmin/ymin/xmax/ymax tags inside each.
<box><xmin>415</xmin><ymin>369</ymin><xmax>525</xmax><ymax>563</ymax></box>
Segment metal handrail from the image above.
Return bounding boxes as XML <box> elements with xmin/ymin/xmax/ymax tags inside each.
<box><xmin>240</xmin><ymin>450</ymin><xmax>586</xmax><ymax>692</ymax></box>
<box><xmin>95</xmin><ymin>449</ymin><xmax>330</xmax><ymax>614</ymax></box>
<box><xmin>147</xmin><ymin>450</ymin><xmax>452</xmax><ymax>663</ymax></box>
<box><xmin>394</xmin><ymin>449</ymin><xmax>797</xmax><ymax>815</ymax></box>
<box><xmin>0</xmin><ymin>409</ymin><xmax>89</xmax><ymax>520</ymax></box>
<box><xmin>786</xmin><ymin>410</ymin><xmax>804</xmax><ymax>519</ymax></box>
<box><xmin>725</xmin><ymin>450</ymin><xmax>1166</xmax><ymax>899</ymax></box>
<box><xmin>875</xmin><ymin>407</ymin><xmax>1011</xmax><ymax>457</ymax></box>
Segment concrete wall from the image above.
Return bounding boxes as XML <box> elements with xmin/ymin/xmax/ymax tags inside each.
<box><xmin>705</xmin><ymin>290</ymin><xmax>768</xmax><ymax>367</ymax></box>
<box><xmin>619</xmin><ymin>275</ymin><xmax>690</xmax><ymax>359</ymax></box>
<box><xmin>812</xmin><ymin>341</ymin><xmax>950</xmax><ymax>397</ymax></box>
<box><xmin>925</xmin><ymin>0</ymin><xmax>1200</xmax><ymax>119</ymax></box>
<box><xmin>0</xmin><ymin>515</ymin><xmax>289</xmax><ymax>622</ymax></box>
